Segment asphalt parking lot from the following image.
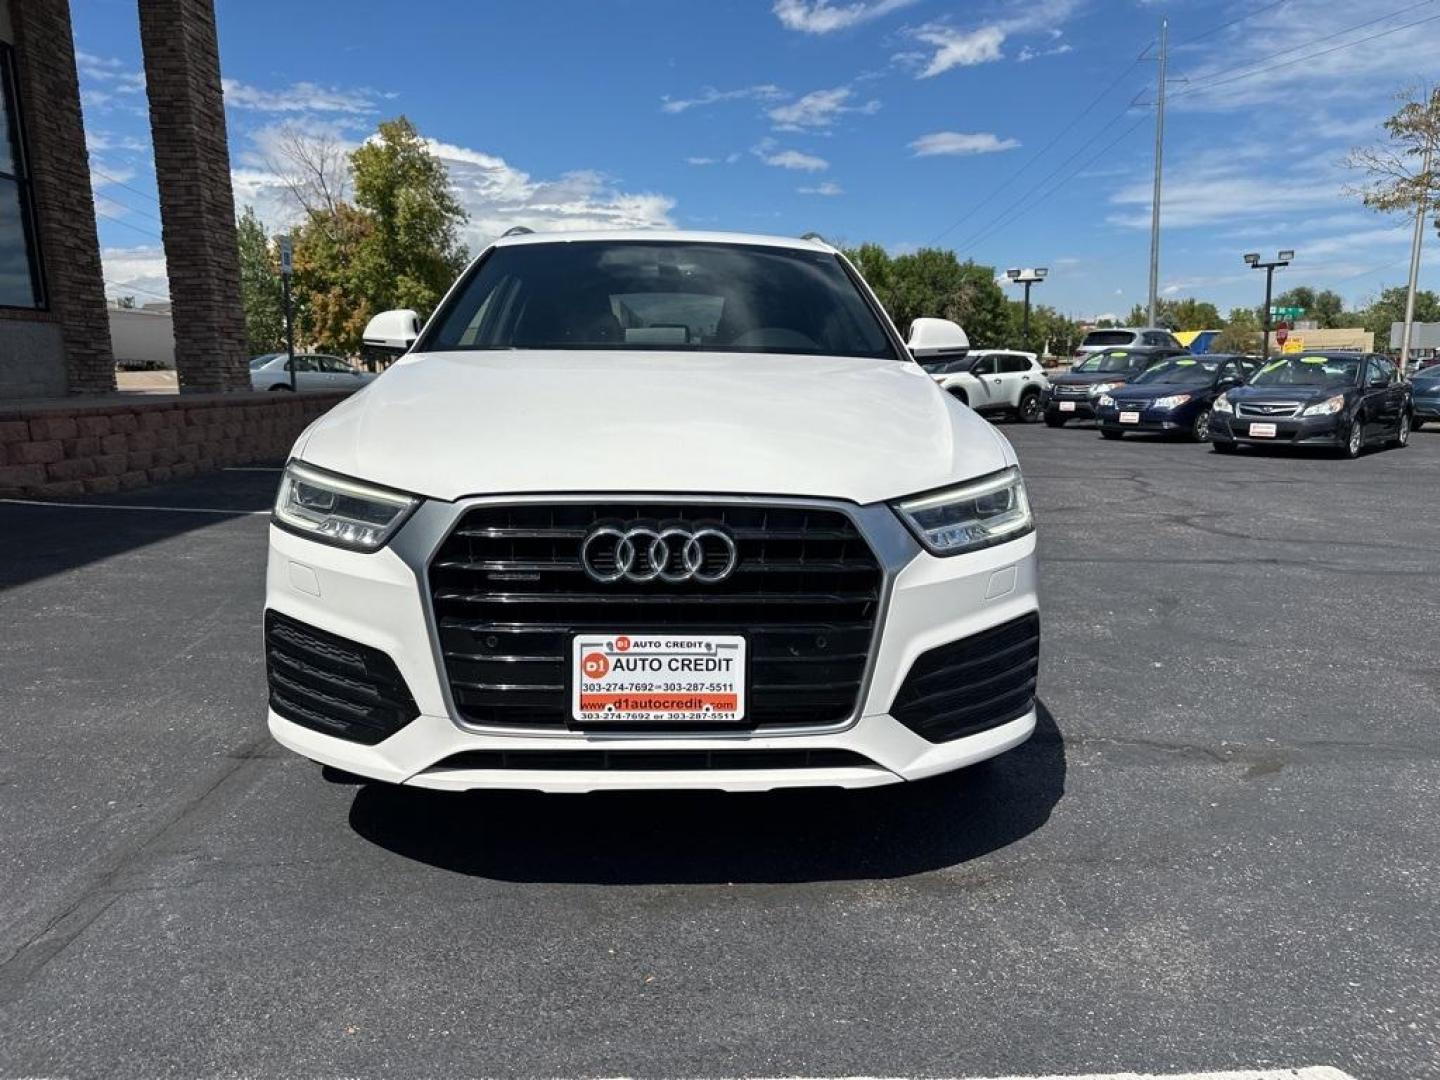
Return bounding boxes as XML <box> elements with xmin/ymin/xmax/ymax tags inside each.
<box><xmin>0</xmin><ymin>426</ymin><xmax>1436</xmax><ymax>1080</ymax></box>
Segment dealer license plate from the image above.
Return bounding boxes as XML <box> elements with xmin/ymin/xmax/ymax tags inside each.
<box><xmin>1059</xmin><ymin>401</ymin><xmax>1076</xmax><ymax>412</ymax></box>
<box><xmin>1249</xmin><ymin>422</ymin><xmax>1277</xmax><ymax>438</ymax></box>
<box><xmin>572</xmin><ymin>634</ymin><xmax>746</xmax><ymax>724</ymax></box>
<box><xmin>1120</xmin><ymin>411</ymin><xmax>1140</xmax><ymax>424</ymax></box>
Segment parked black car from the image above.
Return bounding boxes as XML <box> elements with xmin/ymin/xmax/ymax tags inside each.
<box><xmin>1211</xmin><ymin>351</ymin><xmax>1413</xmax><ymax>458</ymax></box>
<box><xmin>1411</xmin><ymin>364</ymin><xmax>1440</xmax><ymax>428</ymax></box>
<box><xmin>1095</xmin><ymin>354</ymin><xmax>1257</xmax><ymax>442</ymax></box>
<box><xmin>1044</xmin><ymin>346</ymin><xmax>1188</xmax><ymax>426</ymax></box>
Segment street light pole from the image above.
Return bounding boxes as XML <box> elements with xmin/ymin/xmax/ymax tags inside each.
<box><xmin>1398</xmin><ymin>143</ymin><xmax>1433</xmax><ymax>375</ymax></box>
<box><xmin>1243</xmin><ymin>250</ymin><xmax>1294</xmax><ymax>363</ymax></box>
<box><xmin>1147</xmin><ymin>17</ymin><xmax>1168</xmax><ymax>328</ymax></box>
<box><xmin>1005</xmin><ymin>267</ymin><xmax>1048</xmax><ymax>351</ymax></box>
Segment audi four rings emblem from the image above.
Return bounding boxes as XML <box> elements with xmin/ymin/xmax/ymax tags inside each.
<box><xmin>581</xmin><ymin>523</ymin><xmax>739</xmax><ymax>584</ymax></box>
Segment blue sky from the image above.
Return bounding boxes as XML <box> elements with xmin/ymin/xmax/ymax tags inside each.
<box><xmin>75</xmin><ymin>0</ymin><xmax>1440</xmax><ymax>321</ymax></box>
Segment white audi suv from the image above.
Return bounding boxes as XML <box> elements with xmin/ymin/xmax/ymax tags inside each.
<box><xmin>265</xmin><ymin>230</ymin><xmax>1039</xmax><ymax>793</ymax></box>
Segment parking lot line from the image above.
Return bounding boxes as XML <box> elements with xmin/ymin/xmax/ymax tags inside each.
<box><xmin>0</xmin><ymin>497</ymin><xmax>268</xmax><ymax>516</ymax></box>
<box><xmin>740</xmin><ymin>1071</ymin><xmax>1356</xmax><ymax>1080</ymax></box>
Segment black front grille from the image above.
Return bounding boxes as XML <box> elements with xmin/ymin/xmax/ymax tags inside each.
<box><xmin>265</xmin><ymin>611</ymin><xmax>419</xmax><ymax>745</ymax></box>
<box><xmin>1237</xmin><ymin>401</ymin><xmax>1300</xmax><ymax>418</ymax></box>
<box><xmin>427</xmin><ymin>748</ymin><xmax>878</xmax><ymax>772</ymax></box>
<box><xmin>428</xmin><ymin>503</ymin><xmax>883</xmax><ymax>731</ymax></box>
<box><xmin>889</xmin><ymin>613</ymin><xmax>1039</xmax><ymax>743</ymax></box>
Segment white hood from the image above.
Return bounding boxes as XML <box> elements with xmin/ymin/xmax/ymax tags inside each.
<box><xmin>296</xmin><ymin>350</ymin><xmax>1013</xmax><ymax>505</ymax></box>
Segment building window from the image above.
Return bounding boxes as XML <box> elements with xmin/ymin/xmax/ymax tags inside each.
<box><xmin>0</xmin><ymin>42</ymin><xmax>44</xmax><ymax>309</ymax></box>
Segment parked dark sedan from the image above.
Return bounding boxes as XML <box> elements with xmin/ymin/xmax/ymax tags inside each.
<box><xmin>1211</xmin><ymin>351</ymin><xmax>1413</xmax><ymax>458</ymax></box>
<box><xmin>1411</xmin><ymin>365</ymin><xmax>1440</xmax><ymax>428</ymax></box>
<box><xmin>1095</xmin><ymin>354</ymin><xmax>1256</xmax><ymax>442</ymax></box>
<box><xmin>1044</xmin><ymin>346</ymin><xmax>1186</xmax><ymax>426</ymax></box>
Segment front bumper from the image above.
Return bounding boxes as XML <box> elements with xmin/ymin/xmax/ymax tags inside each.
<box><xmin>265</xmin><ymin>499</ymin><xmax>1040</xmax><ymax>793</ymax></box>
<box><xmin>1096</xmin><ymin>403</ymin><xmax>1189</xmax><ymax>433</ymax></box>
<box><xmin>1046</xmin><ymin>395</ymin><xmax>1097</xmax><ymax>419</ymax></box>
<box><xmin>1210</xmin><ymin>411</ymin><xmax>1345</xmax><ymax>445</ymax></box>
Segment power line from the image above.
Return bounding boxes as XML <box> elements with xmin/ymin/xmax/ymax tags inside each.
<box><xmin>1173</xmin><ymin>0</ymin><xmax>1290</xmax><ymax>46</ymax></box>
<box><xmin>960</xmin><ymin>114</ymin><xmax>1151</xmax><ymax>255</ymax></box>
<box><xmin>90</xmin><ymin>165</ymin><xmax>162</xmax><ymax>208</ymax></box>
<box><xmin>104</xmin><ymin>278</ymin><xmax>171</xmax><ymax>303</ymax></box>
<box><xmin>1173</xmin><ymin>1</ymin><xmax>1440</xmax><ymax>101</ymax></box>
<box><xmin>94</xmin><ymin>208</ymin><xmax>162</xmax><ymax>242</ymax></box>
<box><xmin>930</xmin><ymin>49</ymin><xmax>1149</xmax><ymax>244</ymax></box>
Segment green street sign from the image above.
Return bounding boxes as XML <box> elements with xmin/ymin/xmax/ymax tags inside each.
<box><xmin>1269</xmin><ymin>305</ymin><xmax>1305</xmax><ymax>317</ymax></box>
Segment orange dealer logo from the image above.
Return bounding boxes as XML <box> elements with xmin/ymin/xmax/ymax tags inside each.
<box><xmin>582</xmin><ymin>652</ymin><xmax>611</xmax><ymax>679</ymax></box>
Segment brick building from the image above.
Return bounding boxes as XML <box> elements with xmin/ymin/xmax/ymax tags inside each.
<box><xmin>0</xmin><ymin>0</ymin><xmax>247</xmax><ymax>401</ymax></box>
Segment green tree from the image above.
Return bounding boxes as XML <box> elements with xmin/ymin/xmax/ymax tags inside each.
<box><xmin>236</xmin><ymin>206</ymin><xmax>286</xmax><ymax>355</ymax></box>
<box><xmin>844</xmin><ymin>245</ymin><xmax>1010</xmax><ymax>346</ymax></box>
<box><xmin>1125</xmin><ymin>297</ymin><xmax>1220</xmax><ymax>330</ymax></box>
<box><xmin>280</xmin><ymin>116</ymin><xmax>470</xmax><ymax>354</ymax></box>
<box><xmin>1353</xmin><ymin>285</ymin><xmax>1440</xmax><ymax>346</ymax></box>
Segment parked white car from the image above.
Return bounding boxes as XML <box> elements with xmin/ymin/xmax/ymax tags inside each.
<box><xmin>264</xmin><ymin>230</ymin><xmax>1038</xmax><ymax>794</ymax></box>
<box><xmin>922</xmin><ymin>348</ymin><xmax>1049</xmax><ymax>423</ymax></box>
<box><xmin>249</xmin><ymin>352</ymin><xmax>375</xmax><ymax>392</ymax></box>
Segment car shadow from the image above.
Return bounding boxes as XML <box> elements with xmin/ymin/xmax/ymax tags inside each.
<box><xmin>346</xmin><ymin>701</ymin><xmax>1066</xmax><ymax>884</ymax></box>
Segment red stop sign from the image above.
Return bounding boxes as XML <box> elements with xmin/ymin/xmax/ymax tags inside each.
<box><xmin>1276</xmin><ymin>321</ymin><xmax>1289</xmax><ymax>346</ymax></box>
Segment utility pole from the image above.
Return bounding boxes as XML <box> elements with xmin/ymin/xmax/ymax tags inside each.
<box><xmin>1146</xmin><ymin>18</ymin><xmax>1167</xmax><ymax>328</ymax></box>
<box><xmin>1398</xmin><ymin>143</ymin><xmax>1433</xmax><ymax>375</ymax></box>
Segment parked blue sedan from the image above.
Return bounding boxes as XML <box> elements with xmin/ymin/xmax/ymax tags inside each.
<box><xmin>1095</xmin><ymin>354</ymin><xmax>1258</xmax><ymax>442</ymax></box>
<box><xmin>1412</xmin><ymin>364</ymin><xmax>1440</xmax><ymax>429</ymax></box>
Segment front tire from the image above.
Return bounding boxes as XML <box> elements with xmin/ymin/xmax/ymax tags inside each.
<box><xmin>1190</xmin><ymin>407</ymin><xmax>1213</xmax><ymax>443</ymax></box>
<box><xmin>1344</xmin><ymin>414</ymin><xmax>1365</xmax><ymax>459</ymax></box>
<box><xmin>1414</xmin><ymin>418</ymin><xmax>1426</xmax><ymax>430</ymax></box>
<box><xmin>1044</xmin><ymin>411</ymin><xmax>1067</xmax><ymax>428</ymax></box>
<box><xmin>1390</xmin><ymin>410</ymin><xmax>1412</xmax><ymax>449</ymax></box>
<box><xmin>1016</xmin><ymin>390</ymin><xmax>1042</xmax><ymax>424</ymax></box>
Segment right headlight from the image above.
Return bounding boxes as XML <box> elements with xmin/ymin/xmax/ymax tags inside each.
<box><xmin>892</xmin><ymin>466</ymin><xmax>1034</xmax><ymax>557</ymax></box>
<box><xmin>273</xmin><ymin>460</ymin><xmax>420</xmax><ymax>552</ymax></box>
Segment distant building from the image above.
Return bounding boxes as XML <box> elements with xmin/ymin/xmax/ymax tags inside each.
<box><xmin>108</xmin><ymin>304</ymin><xmax>176</xmax><ymax>370</ymax></box>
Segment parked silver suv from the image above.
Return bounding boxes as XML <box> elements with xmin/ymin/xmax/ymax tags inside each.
<box><xmin>1073</xmin><ymin>327</ymin><xmax>1186</xmax><ymax>364</ymax></box>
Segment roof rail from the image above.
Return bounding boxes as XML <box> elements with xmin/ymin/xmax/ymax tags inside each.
<box><xmin>500</xmin><ymin>226</ymin><xmax>535</xmax><ymax>238</ymax></box>
<box><xmin>800</xmin><ymin>231</ymin><xmax>828</xmax><ymax>244</ymax></box>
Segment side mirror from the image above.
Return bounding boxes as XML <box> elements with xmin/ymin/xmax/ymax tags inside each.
<box><xmin>361</xmin><ymin>309</ymin><xmax>421</xmax><ymax>364</ymax></box>
<box><xmin>907</xmin><ymin>317</ymin><xmax>970</xmax><ymax>359</ymax></box>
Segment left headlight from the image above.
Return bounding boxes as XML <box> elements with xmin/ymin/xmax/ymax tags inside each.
<box><xmin>1152</xmin><ymin>393</ymin><xmax>1192</xmax><ymax>410</ymax></box>
<box><xmin>892</xmin><ymin>466</ymin><xmax>1034</xmax><ymax>557</ymax></box>
<box><xmin>273</xmin><ymin>461</ymin><xmax>420</xmax><ymax>552</ymax></box>
<box><xmin>1301</xmin><ymin>394</ymin><xmax>1346</xmax><ymax>417</ymax></box>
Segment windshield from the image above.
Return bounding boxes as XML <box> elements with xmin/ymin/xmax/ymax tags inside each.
<box><xmin>1249</xmin><ymin>355</ymin><xmax>1361</xmax><ymax>388</ymax></box>
<box><xmin>1073</xmin><ymin>350</ymin><xmax>1145</xmax><ymax>373</ymax></box>
<box><xmin>918</xmin><ymin>356</ymin><xmax>968</xmax><ymax>375</ymax></box>
<box><xmin>1132</xmin><ymin>358</ymin><xmax>1220</xmax><ymax>385</ymax></box>
<box><xmin>1082</xmin><ymin>330</ymin><xmax>1136</xmax><ymax>347</ymax></box>
<box><xmin>249</xmin><ymin>354</ymin><xmax>280</xmax><ymax>370</ymax></box>
<box><xmin>424</xmin><ymin>241</ymin><xmax>898</xmax><ymax>359</ymax></box>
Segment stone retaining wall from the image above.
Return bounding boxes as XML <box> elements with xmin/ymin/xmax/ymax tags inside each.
<box><xmin>0</xmin><ymin>391</ymin><xmax>348</xmax><ymax>498</ymax></box>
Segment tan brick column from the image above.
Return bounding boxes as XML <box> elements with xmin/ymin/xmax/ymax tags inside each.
<box><xmin>9</xmin><ymin>0</ymin><xmax>115</xmax><ymax>394</ymax></box>
<box><xmin>137</xmin><ymin>0</ymin><xmax>248</xmax><ymax>393</ymax></box>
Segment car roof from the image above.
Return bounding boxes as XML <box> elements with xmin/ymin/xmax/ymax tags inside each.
<box><xmin>969</xmin><ymin>348</ymin><xmax>1037</xmax><ymax>358</ymax></box>
<box><xmin>487</xmin><ymin>229</ymin><xmax>837</xmax><ymax>254</ymax></box>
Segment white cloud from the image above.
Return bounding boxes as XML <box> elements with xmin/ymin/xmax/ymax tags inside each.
<box><xmin>798</xmin><ymin>181</ymin><xmax>845</xmax><ymax>195</ymax></box>
<box><xmin>910</xmin><ymin>131</ymin><xmax>1020</xmax><ymax>157</ymax></box>
<box><xmin>757</xmin><ymin>146</ymin><xmax>830</xmax><ymax>171</ymax></box>
<box><xmin>1017</xmin><ymin>42</ymin><xmax>1073</xmax><ymax>62</ymax></box>
<box><xmin>221</xmin><ymin>78</ymin><xmax>383</xmax><ymax>115</ymax></box>
<box><xmin>768</xmin><ymin>87</ymin><xmax>880</xmax><ymax>130</ymax></box>
<box><xmin>773</xmin><ymin>0</ymin><xmax>918</xmax><ymax>34</ymax></box>
<box><xmin>909</xmin><ymin>24</ymin><xmax>1006</xmax><ymax>76</ymax></box>
<box><xmin>686</xmin><ymin>156</ymin><xmax>719</xmax><ymax>166</ymax></box>
<box><xmin>901</xmin><ymin>0</ymin><xmax>1078</xmax><ymax>78</ymax></box>
<box><xmin>1107</xmin><ymin>160</ymin><xmax>1345</xmax><ymax>229</ymax></box>
<box><xmin>75</xmin><ymin>50</ymin><xmax>144</xmax><ymax>94</ymax></box>
<box><xmin>100</xmin><ymin>245</ymin><xmax>169</xmax><ymax>302</ymax></box>
<box><xmin>661</xmin><ymin>85</ymin><xmax>786</xmax><ymax>114</ymax></box>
